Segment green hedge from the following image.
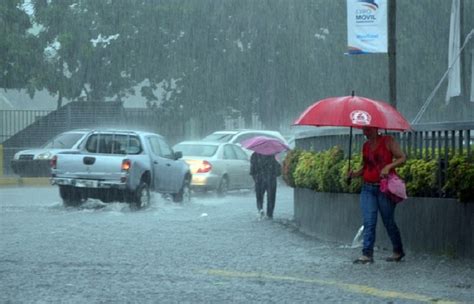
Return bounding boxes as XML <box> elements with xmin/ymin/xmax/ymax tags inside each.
<box><xmin>282</xmin><ymin>147</ymin><xmax>474</xmax><ymax>203</ymax></box>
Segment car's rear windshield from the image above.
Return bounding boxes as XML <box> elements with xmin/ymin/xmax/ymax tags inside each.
<box><xmin>85</xmin><ymin>134</ymin><xmax>142</xmax><ymax>154</ymax></box>
<box><xmin>202</xmin><ymin>133</ymin><xmax>234</xmax><ymax>142</ymax></box>
<box><xmin>174</xmin><ymin>144</ymin><xmax>217</xmax><ymax>157</ymax></box>
<box><xmin>43</xmin><ymin>133</ymin><xmax>85</xmax><ymax>149</ymax></box>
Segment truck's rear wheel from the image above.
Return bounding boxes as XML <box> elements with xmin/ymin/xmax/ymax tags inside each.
<box><xmin>172</xmin><ymin>177</ymin><xmax>191</xmax><ymax>203</ymax></box>
<box><xmin>59</xmin><ymin>186</ymin><xmax>83</xmax><ymax>207</ymax></box>
<box><xmin>129</xmin><ymin>182</ymin><xmax>150</xmax><ymax>210</ymax></box>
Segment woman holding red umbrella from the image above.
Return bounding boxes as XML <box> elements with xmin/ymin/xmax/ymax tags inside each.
<box><xmin>349</xmin><ymin>126</ymin><xmax>407</xmax><ymax>264</ymax></box>
<box><xmin>293</xmin><ymin>93</ymin><xmax>412</xmax><ymax>263</ymax></box>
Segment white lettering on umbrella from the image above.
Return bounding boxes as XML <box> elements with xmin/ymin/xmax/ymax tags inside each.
<box><xmin>350</xmin><ymin>110</ymin><xmax>372</xmax><ymax>125</ymax></box>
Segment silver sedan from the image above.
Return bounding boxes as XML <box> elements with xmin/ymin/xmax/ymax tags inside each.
<box><xmin>173</xmin><ymin>141</ymin><xmax>254</xmax><ymax>196</ymax></box>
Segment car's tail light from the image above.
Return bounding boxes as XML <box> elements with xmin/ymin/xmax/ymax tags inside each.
<box><xmin>197</xmin><ymin>160</ymin><xmax>212</xmax><ymax>173</ymax></box>
<box><xmin>186</xmin><ymin>160</ymin><xmax>213</xmax><ymax>174</ymax></box>
<box><xmin>121</xmin><ymin>159</ymin><xmax>131</xmax><ymax>172</ymax></box>
<box><xmin>50</xmin><ymin>155</ymin><xmax>57</xmax><ymax>169</ymax></box>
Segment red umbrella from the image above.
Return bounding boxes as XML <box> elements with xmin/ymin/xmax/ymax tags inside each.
<box><xmin>293</xmin><ymin>94</ymin><xmax>411</xmax><ymax>182</ymax></box>
<box><xmin>293</xmin><ymin>95</ymin><xmax>411</xmax><ymax>131</ymax></box>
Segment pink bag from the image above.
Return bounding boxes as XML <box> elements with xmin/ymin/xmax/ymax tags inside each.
<box><xmin>380</xmin><ymin>173</ymin><xmax>407</xmax><ymax>203</ymax></box>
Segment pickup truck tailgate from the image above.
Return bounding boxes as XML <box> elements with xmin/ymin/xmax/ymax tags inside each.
<box><xmin>55</xmin><ymin>153</ymin><xmax>125</xmax><ymax>180</ymax></box>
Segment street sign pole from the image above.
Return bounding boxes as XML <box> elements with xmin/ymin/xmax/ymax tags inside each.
<box><xmin>388</xmin><ymin>0</ymin><xmax>397</xmax><ymax>108</ymax></box>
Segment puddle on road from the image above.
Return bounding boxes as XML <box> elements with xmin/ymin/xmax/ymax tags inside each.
<box><xmin>45</xmin><ymin>193</ymin><xmax>193</xmax><ymax>215</ymax></box>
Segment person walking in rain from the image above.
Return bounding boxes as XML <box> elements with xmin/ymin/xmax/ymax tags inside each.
<box><xmin>349</xmin><ymin>126</ymin><xmax>406</xmax><ymax>264</ymax></box>
<box><xmin>250</xmin><ymin>152</ymin><xmax>281</xmax><ymax>219</ymax></box>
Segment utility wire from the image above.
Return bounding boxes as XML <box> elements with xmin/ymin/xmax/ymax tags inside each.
<box><xmin>411</xmin><ymin>29</ymin><xmax>474</xmax><ymax>125</ymax></box>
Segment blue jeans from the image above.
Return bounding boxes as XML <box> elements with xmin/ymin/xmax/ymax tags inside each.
<box><xmin>360</xmin><ymin>183</ymin><xmax>404</xmax><ymax>257</ymax></box>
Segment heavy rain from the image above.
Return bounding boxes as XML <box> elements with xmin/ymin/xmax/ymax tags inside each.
<box><xmin>1</xmin><ymin>0</ymin><xmax>473</xmax><ymax>303</ymax></box>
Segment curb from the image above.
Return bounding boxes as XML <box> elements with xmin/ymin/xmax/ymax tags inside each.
<box><xmin>0</xmin><ymin>177</ymin><xmax>52</xmax><ymax>187</ymax></box>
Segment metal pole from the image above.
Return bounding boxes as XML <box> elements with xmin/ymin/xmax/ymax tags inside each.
<box><xmin>388</xmin><ymin>0</ymin><xmax>397</xmax><ymax>108</ymax></box>
<box><xmin>347</xmin><ymin>126</ymin><xmax>353</xmax><ymax>185</ymax></box>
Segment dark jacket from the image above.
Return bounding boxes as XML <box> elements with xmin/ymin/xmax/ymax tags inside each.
<box><xmin>250</xmin><ymin>153</ymin><xmax>281</xmax><ymax>179</ymax></box>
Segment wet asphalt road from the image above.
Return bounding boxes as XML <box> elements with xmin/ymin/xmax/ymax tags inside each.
<box><xmin>0</xmin><ymin>185</ymin><xmax>473</xmax><ymax>303</ymax></box>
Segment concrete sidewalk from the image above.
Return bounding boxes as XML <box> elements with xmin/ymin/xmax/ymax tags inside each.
<box><xmin>0</xmin><ymin>176</ymin><xmax>51</xmax><ymax>187</ymax></box>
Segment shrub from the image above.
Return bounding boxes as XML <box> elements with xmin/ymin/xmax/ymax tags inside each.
<box><xmin>282</xmin><ymin>149</ymin><xmax>303</xmax><ymax>187</ymax></box>
<box><xmin>315</xmin><ymin>146</ymin><xmax>344</xmax><ymax>192</ymax></box>
<box><xmin>443</xmin><ymin>154</ymin><xmax>474</xmax><ymax>203</ymax></box>
<box><xmin>339</xmin><ymin>154</ymin><xmax>363</xmax><ymax>194</ymax></box>
<box><xmin>293</xmin><ymin>151</ymin><xmax>319</xmax><ymax>190</ymax></box>
<box><xmin>287</xmin><ymin>145</ymin><xmax>473</xmax><ymax>203</ymax></box>
<box><xmin>397</xmin><ymin>158</ymin><xmax>437</xmax><ymax>197</ymax></box>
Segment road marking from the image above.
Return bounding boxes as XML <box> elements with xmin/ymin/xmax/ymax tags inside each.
<box><xmin>0</xmin><ymin>177</ymin><xmax>51</xmax><ymax>186</ymax></box>
<box><xmin>202</xmin><ymin>269</ymin><xmax>457</xmax><ymax>303</ymax></box>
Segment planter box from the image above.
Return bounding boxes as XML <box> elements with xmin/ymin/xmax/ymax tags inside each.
<box><xmin>294</xmin><ymin>188</ymin><xmax>473</xmax><ymax>258</ymax></box>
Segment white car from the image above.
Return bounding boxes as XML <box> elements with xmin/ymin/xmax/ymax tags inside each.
<box><xmin>202</xmin><ymin>129</ymin><xmax>288</xmax><ymax>158</ymax></box>
<box><xmin>173</xmin><ymin>141</ymin><xmax>254</xmax><ymax>196</ymax></box>
<box><xmin>11</xmin><ymin>129</ymin><xmax>91</xmax><ymax>177</ymax></box>
<box><xmin>202</xmin><ymin>129</ymin><xmax>287</xmax><ymax>146</ymax></box>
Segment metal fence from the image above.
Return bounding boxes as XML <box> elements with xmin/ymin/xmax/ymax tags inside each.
<box><xmin>295</xmin><ymin>121</ymin><xmax>474</xmax><ymax>197</ymax></box>
<box><xmin>0</xmin><ymin>110</ymin><xmax>52</xmax><ymax>143</ymax></box>
<box><xmin>0</xmin><ymin>104</ymin><xmax>265</xmax><ymax>176</ymax></box>
<box><xmin>296</xmin><ymin>122</ymin><xmax>473</xmax><ymax>157</ymax></box>
<box><xmin>0</xmin><ymin>104</ymin><xmax>200</xmax><ymax>176</ymax></box>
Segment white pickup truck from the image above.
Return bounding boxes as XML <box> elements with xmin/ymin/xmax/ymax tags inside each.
<box><xmin>50</xmin><ymin>130</ymin><xmax>191</xmax><ymax>209</ymax></box>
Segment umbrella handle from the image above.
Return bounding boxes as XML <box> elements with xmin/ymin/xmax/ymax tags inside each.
<box><xmin>346</xmin><ymin>127</ymin><xmax>353</xmax><ymax>185</ymax></box>
<box><xmin>347</xmin><ymin>91</ymin><xmax>354</xmax><ymax>185</ymax></box>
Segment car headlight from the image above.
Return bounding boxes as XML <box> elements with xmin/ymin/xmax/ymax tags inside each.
<box><xmin>36</xmin><ymin>152</ymin><xmax>53</xmax><ymax>160</ymax></box>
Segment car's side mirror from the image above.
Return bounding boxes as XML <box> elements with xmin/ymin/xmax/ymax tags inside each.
<box><xmin>174</xmin><ymin>151</ymin><xmax>183</xmax><ymax>160</ymax></box>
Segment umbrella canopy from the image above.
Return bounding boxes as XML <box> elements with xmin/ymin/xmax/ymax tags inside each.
<box><xmin>241</xmin><ymin>136</ymin><xmax>290</xmax><ymax>155</ymax></box>
<box><xmin>293</xmin><ymin>95</ymin><xmax>411</xmax><ymax>131</ymax></box>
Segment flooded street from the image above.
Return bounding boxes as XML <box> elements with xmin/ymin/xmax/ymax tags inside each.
<box><xmin>1</xmin><ymin>185</ymin><xmax>472</xmax><ymax>303</ymax></box>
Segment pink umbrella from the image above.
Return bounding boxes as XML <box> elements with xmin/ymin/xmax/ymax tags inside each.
<box><xmin>241</xmin><ymin>136</ymin><xmax>290</xmax><ymax>155</ymax></box>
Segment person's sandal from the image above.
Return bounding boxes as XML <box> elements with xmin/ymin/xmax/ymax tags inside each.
<box><xmin>353</xmin><ymin>256</ymin><xmax>374</xmax><ymax>264</ymax></box>
<box><xmin>386</xmin><ymin>252</ymin><xmax>405</xmax><ymax>262</ymax></box>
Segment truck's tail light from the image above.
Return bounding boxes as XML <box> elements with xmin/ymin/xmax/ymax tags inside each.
<box><xmin>197</xmin><ymin>160</ymin><xmax>212</xmax><ymax>173</ymax></box>
<box><xmin>122</xmin><ymin>159</ymin><xmax>131</xmax><ymax>172</ymax></box>
<box><xmin>50</xmin><ymin>155</ymin><xmax>57</xmax><ymax>169</ymax></box>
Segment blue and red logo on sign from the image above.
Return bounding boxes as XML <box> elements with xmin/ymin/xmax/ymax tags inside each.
<box><xmin>358</xmin><ymin>0</ymin><xmax>379</xmax><ymax>11</ymax></box>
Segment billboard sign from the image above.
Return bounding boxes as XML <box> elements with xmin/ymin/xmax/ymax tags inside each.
<box><xmin>347</xmin><ymin>0</ymin><xmax>387</xmax><ymax>54</ymax></box>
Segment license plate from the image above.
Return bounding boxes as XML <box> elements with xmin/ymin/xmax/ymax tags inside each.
<box><xmin>75</xmin><ymin>180</ymin><xmax>98</xmax><ymax>187</ymax></box>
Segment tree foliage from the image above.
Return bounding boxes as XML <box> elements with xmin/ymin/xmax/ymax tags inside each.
<box><xmin>2</xmin><ymin>0</ymin><xmax>473</xmax><ymax>125</ymax></box>
<box><xmin>0</xmin><ymin>0</ymin><xmax>42</xmax><ymax>93</ymax></box>
<box><xmin>6</xmin><ymin>0</ymin><xmax>331</xmax><ymax>126</ymax></box>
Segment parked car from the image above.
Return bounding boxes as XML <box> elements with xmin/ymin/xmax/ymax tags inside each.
<box><xmin>50</xmin><ymin>130</ymin><xmax>191</xmax><ymax>209</ymax></box>
<box><xmin>173</xmin><ymin>141</ymin><xmax>254</xmax><ymax>196</ymax></box>
<box><xmin>11</xmin><ymin>129</ymin><xmax>91</xmax><ymax>177</ymax></box>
